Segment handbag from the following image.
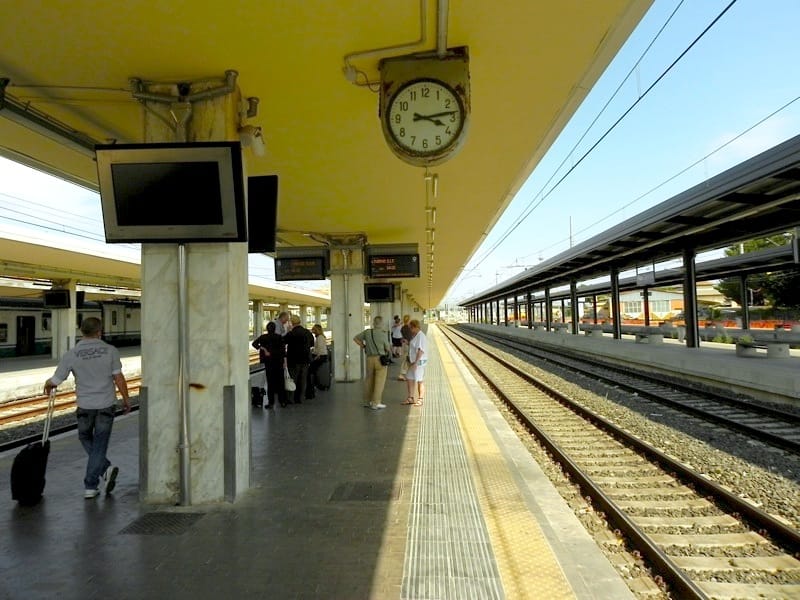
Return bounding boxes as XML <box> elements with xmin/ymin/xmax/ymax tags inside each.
<box><xmin>370</xmin><ymin>330</ymin><xmax>392</xmax><ymax>366</ymax></box>
<box><xmin>283</xmin><ymin>366</ymin><xmax>296</xmax><ymax>392</ymax></box>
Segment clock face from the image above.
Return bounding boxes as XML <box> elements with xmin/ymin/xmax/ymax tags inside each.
<box><xmin>386</xmin><ymin>78</ymin><xmax>465</xmax><ymax>158</ymax></box>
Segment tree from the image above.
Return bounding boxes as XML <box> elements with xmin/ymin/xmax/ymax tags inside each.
<box><xmin>714</xmin><ymin>234</ymin><xmax>800</xmax><ymax>309</ymax></box>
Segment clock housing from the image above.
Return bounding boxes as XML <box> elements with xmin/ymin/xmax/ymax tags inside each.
<box><xmin>380</xmin><ymin>48</ymin><xmax>470</xmax><ymax>167</ymax></box>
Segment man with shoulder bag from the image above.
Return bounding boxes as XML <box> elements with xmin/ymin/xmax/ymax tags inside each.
<box><xmin>353</xmin><ymin>316</ymin><xmax>393</xmax><ymax>410</ymax></box>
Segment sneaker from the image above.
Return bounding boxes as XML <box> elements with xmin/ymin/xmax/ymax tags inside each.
<box><xmin>84</xmin><ymin>488</ymin><xmax>100</xmax><ymax>499</ymax></box>
<box><xmin>370</xmin><ymin>403</ymin><xmax>386</xmax><ymax>410</ymax></box>
<box><xmin>103</xmin><ymin>465</ymin><xmax>119</xmax><ymax>495</ymax></box>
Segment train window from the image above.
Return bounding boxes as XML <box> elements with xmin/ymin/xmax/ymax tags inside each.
<box><xmin>112</xmin><ymin>310</ymin><xmax>118</xmax><ymax>326</ymax></box>
<box><xmin>0</xmin><ymin>323</ymin><xmax>6</xmax><ymax>343</ymax></box>
<box><xmin>42</xmin><ymin>312</ymin><xmax>50</xmax><ymax>331</ymax></box>
<box><xmin>77</xmin><ymin>313</ymin><xmax>83</xmax><ymax>327</ymax></box>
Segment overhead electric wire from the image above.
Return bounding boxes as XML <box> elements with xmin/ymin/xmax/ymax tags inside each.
<box><xmin>467</xmin><ymin>0</ymin><xmax>737</xmax><ymax>273</ymax></box>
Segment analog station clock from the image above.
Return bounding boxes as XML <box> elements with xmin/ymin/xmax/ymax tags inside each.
<box><xmin>385</xmin><ymin>78</ymin><xmax>466</xmax><ymax>164</ymax></box>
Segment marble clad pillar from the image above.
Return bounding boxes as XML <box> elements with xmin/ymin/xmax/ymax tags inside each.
<box><xmin>328</xmin><ymin>241</ymin><xmax>365</xmax><ymax>381</ymax></box>
<box><xmin>50</xmin><ymin>280</ymin><xmax>77</xmax><ymax>357</ymax></box>
<box><xmin>139</xmin><ymin>77</ymin><xmax>250</xmax><ymax>505</ymax></box>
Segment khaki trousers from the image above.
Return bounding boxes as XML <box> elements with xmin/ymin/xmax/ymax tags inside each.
<box><xmin>364</xmin><ymin>354</ymin><xmax>388</xmax><ymax>406</ymax></box>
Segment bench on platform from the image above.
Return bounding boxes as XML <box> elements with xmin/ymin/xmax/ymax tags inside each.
<box><xmin>584</xmin><ymin>325</ymin><xmax>605</xmax><ymax>338</ymax></box>
<box><xmin>634</xmin><ymin>327</ymin><xmax>664</xmax><ymax>344</ymax></box>
<box><xmin>735</xmin><ymin>339</ymin><xmax>791</xmax><ymax>358</ymax></box>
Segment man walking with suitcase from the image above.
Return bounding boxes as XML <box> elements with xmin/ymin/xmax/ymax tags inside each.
<box><xmin>44</xmin><ymin>317</ymin><xmax>130</xmax><ymax>498</ymax></box>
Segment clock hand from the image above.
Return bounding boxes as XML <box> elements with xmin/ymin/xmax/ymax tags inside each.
<box><xmin>413</xmin><ymin>111</ymin><xmax>456</xmax><ymax>126</ymax></box>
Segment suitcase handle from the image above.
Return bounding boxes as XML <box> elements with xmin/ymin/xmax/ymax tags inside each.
<box><xmin>42</xmin><ymin>389</ymin><xmax>56</xmax><ymax>444</ymax></box>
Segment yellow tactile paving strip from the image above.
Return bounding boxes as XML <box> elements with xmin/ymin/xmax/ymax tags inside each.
<box><xmin>433</xmin><ymin>329</ymin><xmax>577</xmax><ymax>600</ymax></box>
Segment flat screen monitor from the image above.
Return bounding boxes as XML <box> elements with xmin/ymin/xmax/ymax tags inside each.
<box><xmin>364</xmin><ymin>283</ymin><xmax>395</xmax><ymax>302</ymax></box>
<box><xmin>274</xmin><ymin>256</ymin><xmax>327</xmax><ymax>281</ymax></box>
<box><xmin>95</xmin><ymin>142</ymin><xmax>246</xmax><ymax>243</ymax></box>
<box><xmin>247</xmin><ymin>175</ymin><xmax>278</xmax><ymax>253</ymax></box>
<box><xmin>367</xmin><ymin>254</ymin><xmax>420</xmax><ymax>278</ymax></box>
<box><xmin>43</xmin><ymin>289</ymin><xmax>70</xmax><ymax>308</ymax></box>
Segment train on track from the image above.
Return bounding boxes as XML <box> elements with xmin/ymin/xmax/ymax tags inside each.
<box><xmin>0</xmin><ymin>297</ymin><xmax>142</xmax><ymax>358</ymax></box>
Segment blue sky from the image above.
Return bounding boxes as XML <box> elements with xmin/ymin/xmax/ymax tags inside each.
<box><xmin>444</xmin><ymin>0</ymin><xmax>800</xmax><ymax>303</ymax></box>
<box><xmin>2</xmin><ymin>1</ymin><xmax>799</xmax><ymax>305</ymax></box>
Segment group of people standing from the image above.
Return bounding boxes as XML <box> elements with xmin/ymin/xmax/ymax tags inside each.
<box><xmin>252</xmin><ymin>311</ymin><xmax>329</xmax><ymax>409</ymax></box>
<box><xmin>354</xmin><ymin>314</ymin><xmax>427</xmax><ymax>410</ymax></box>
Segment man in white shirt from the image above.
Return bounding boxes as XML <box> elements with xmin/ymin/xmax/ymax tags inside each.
<box><xmin>44</xmin><ymin>317</ymin><xmax>130</xmax><ymax>498</ymax></box>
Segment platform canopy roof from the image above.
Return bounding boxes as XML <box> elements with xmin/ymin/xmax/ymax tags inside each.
<box><xmin>464</xmin><ymin>134</ymin><xmax>800</xmax><ymax>304</ymax></box>
<box><xmin>0</xmin><ymin>1</ymin><xmax>651</xmax><ymax>308</ymax></box>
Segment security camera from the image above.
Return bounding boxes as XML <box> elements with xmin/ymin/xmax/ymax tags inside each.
<box><xmin>239</xmin><ymin>125</ymin><xmax>265</xmax><ymax>157</ymax></box>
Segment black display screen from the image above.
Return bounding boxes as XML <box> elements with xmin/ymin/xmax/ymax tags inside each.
<box><xmin>367</xmin><ymin>254</ymin><xmax>420</xmax><ymax>278</ymax></box>
<box><xmin>275</xmin><ymin>256</ymin><xmax>326</xmax><ymax>281</ymax></box>
<box><xmin>364</xmin><ymin>283</ymin><xmax>395</xmax><ymax>302</ymax></box>
<box><xmin>111</xmin><ymin>162</ymin><xmax>223</xmax><ymax>226</ymax></box>
<box><xmin>43</xmin><ymin>289</ymin><xmax>70</xmax><ymax>308</ymax></box>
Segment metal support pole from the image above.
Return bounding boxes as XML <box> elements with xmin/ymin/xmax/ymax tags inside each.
<box><xmin>177</xmin><ymin>243</ymin><xmax>191</xmax><ymax>506</ymax></box>
<box><xmin>544</xmin><ymin>288</ymin><xmax>552</xmax><ymax>331</ymax></box>
<box><xmin>610</xmin><ymin>266</ymin><xmax>622</xmax><ymax>339</ymax></box>
<box><xmin>683</xmin><ymin>247</ymin><xmax>699</xmax><ymax>348</ymax></box>
<box><xmin>526</xmin><ymin>291</ymin><xmax>532</xmax><ymax>329</ymax></box>
<box><xmin>342</xmin><ymin>248</ymin><xmax>352</xmax><ymax>381</ymax></box>
<box><xmin>570</xmin><ymin>280</ymin><xmax>579</xmax><ymax>335</ymax></box>
<box><xmin>503</xmin><ymin>297</ymin><xmax>508</xmax><ymax>326</ymax></box>
<box><xmin>739</xmin><ymin>273</ymin><xmax>750</xmax><ymax>331</ymax></box>
<box><xmin>513</xmin><ymin>295</ymin><xmax>518</xmax><ymax>325</ymax></box>
<box><xmin>643</xmin><ymin>287</ymin><xmax>651</xmax><ymax>327</ymax></box>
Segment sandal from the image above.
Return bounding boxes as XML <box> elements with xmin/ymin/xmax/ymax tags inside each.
<box><xmin>414</xmin><ymin>398</ymin><xmax>424</xmax><ymax>406</ymax></box>
<box><xmin>401</xmin><ymin>397</ymin><xmax>415</xmax><ymax>405</ymax></box>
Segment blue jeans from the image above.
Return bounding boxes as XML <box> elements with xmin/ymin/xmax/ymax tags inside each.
<box><xmin>76</xmin><ymin>407</ymin><xmax>115</xmax><ymax>490</ymax></box>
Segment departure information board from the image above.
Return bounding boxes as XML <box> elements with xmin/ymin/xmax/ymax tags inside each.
<box><xmin>275</xmin><ymin>256</ymin><xmax>326</xmax><ymax>281</ymax></box>
<box><xmin>367</xmin><ymin>254</ymin><xmax>420</xmax><ymax>278</ymax></box>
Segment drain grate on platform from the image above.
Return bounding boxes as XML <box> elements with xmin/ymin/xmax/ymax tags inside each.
<box><xmin>119</xmin><ymin>512</ymin><xmax>205</xmax><ymax>535</ymax></box>
<box><xmin>329</xmin><ymin>480</ymin><xmax>399</xmax><ymax>502</ymax></box>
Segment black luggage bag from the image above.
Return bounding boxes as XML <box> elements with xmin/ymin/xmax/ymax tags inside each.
<box><xmin>11</xmin><ymin>390</ymin><xmax>56</xmax><ymax>506</ymax></box>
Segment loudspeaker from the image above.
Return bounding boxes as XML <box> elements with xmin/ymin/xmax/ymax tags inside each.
<box><xmin>247</xmin><ymin>175</ymin><xmax>278</xmax><ymax>253</ymax></box>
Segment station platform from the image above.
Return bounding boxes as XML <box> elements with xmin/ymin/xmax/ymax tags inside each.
<box><xmin>467</xmin><ymin>323</ymin><xmax>800</xmax><ymax>405</ymax></box>
<box><xmin>0</xmin><ymin>326</ymin><xmax>633</xmax><ymax>600</ymax></box>
<box><xmin>0</xmin><ymin>346</ymin><xmax>143</xmax><ymax>402</ymax></box>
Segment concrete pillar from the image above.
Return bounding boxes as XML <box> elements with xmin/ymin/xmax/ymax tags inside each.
<box><xmin>278</xmin><ymin>303</ymin><xmax>289</xmax><ymax>320</ymax></box>
<box><xmin>299</xmin><ymin>304</ymin><xmax>309</xmax><ymax>327</ymax></box>
<box><xmin>50</xmin><ymin>280</ymin><xmax>77</xmax><ymax>358</ymax></box>
<box><xmin>328</xmin><ymin>242</ymin><xmax>365</xmax><ymax>381</ymax></box>
<box><xmin>253</xmin><ymin>300</ymin><xmax>264</xmax><ymax>337</ymax></box>
<box><xmin>139</xmin><ymin>75</ymin><xmax>249</xmax><ymax>505</ymax></box>
<box><xmin>313</xmin><ymin>306</ymin><xmax>322</xmax><ymax>326</ymax></box>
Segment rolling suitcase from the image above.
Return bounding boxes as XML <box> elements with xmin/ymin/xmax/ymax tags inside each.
<box><xmin>11</xmin><ymin>389</ymin><xmax>56</xmax><ymax>506</ymax></box>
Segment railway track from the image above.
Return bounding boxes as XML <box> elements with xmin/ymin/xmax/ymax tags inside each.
<box><xmin>440</xmin><ymin>325</ymin><xmax>800</xmax><ymax>599</ymax></box>
<box><xmin>461</xmin><ymin>325</ymin><xmax>800</xmax><ymax>454</ymax></box>
<box><xmin>0</xmin><ymin>354</ymin><xmax>263</xmax><ymax>435</ymax></box>
<box><xmin>0</xmin><ymin>377</ymin><xmax>143</xmax><ymax>428</ymax></box>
